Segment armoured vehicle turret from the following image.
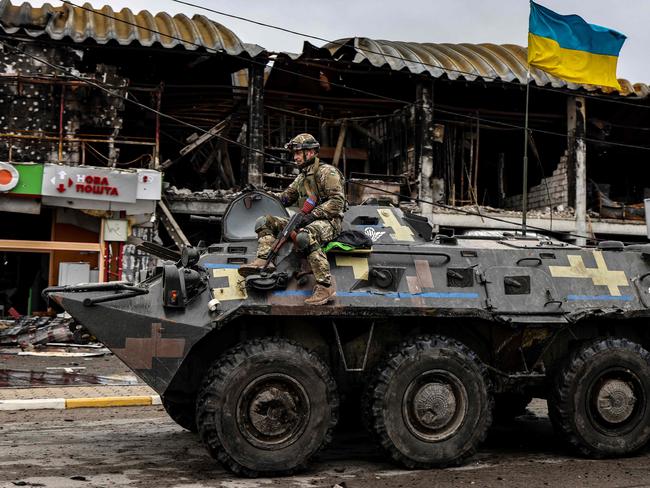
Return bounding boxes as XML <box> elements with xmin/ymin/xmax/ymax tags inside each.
<box><xmin>45</xmin><ymin>190</ymin><xmax>650</xmax><ymax>477</ymax></box>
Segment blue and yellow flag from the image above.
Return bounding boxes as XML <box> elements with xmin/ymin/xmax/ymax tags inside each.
<box><xmin>528</xmin><ymin>1</ymin><xmax>626</xmax><ymax>89</ymax></box>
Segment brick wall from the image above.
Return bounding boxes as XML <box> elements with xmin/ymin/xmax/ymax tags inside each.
<box><xmin>503</xmin><ymin>153</ymin><xmax>569</xmax><ymax>210</ymax></box>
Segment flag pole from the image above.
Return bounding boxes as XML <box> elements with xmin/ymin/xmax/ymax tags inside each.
<box><xmin>521</xmin><ymin>67</ymin><xmax>531</xmax><ymax>236</ymax></box>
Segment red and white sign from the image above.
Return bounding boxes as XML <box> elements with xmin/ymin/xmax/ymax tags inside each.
<box><xmin>42</xmin><ymin>164</ymin><xmax>137</xmax><ymax>203</ymax></box>
<box><xmin>0</xmin><ymin>162</ymin><xmax>19</xmax><ymax>192</ymax></box>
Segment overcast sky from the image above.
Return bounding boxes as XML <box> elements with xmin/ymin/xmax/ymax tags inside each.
<box><xmin>72</xmin><ymin>0</ymin><xmax>648</xmax><ymax>83</ymax></box>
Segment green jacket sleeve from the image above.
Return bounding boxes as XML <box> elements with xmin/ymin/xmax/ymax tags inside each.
<box><xmin>274</xmin><ymin>174</ymin><xmax>302</xmax><ymax>206</ymax></box>
<box><xmin>312</xmin><ymin>165</ymin><xmax>345</xmax><ymax>220</ymax></box>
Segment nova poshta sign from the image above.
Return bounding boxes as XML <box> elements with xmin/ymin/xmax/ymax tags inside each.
<box><xmin>42</xmin><ymin>164</ymin><xmax>138</xmax><ymax>203</ymax></box>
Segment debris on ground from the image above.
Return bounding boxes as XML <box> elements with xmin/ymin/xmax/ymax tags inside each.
<box><xmin>0</xmin><ymin>346</ymin><xmax>111</xmax><ymax>357</ymax></box>
<box><xmin>0</xmin><ymin>315</ymin><xmax>76</xmax><ymax>347</ymax></box>
<box><xmin>0</xmin><ymin>368</ymin><xmax>138</xmax><ymax>387</ymax></box>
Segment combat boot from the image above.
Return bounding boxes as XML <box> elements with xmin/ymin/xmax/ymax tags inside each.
<box><xmin>238</xmin><ymin>258</ymin><xmax>275</xmax><ymax>277</ymax></box>
<box><xmin>304</xmin><ymin>283</ymin><xmax>335</xmax><ymax>305</ymax></box>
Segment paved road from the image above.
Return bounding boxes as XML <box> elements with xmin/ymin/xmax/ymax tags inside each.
<box><xmin>2</xmin><ymin>401</ymin><xmax>650</xmax><ymax>488</ymax></box>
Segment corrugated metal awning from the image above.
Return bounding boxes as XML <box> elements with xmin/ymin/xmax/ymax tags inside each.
<box><xmin>313</xmin><ymin>38</ymin><xmax>648</xmax><ymax>97</ymax></box>
<box><xmin>0</xmin><ymin>0</ymin><xmax>265</xmax><ymax>58</ymax></box>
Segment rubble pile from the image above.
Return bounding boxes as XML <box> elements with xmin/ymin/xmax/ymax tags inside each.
<box><xmin>165</xmin><ymin>186</ymin><xmax>235</xmax><ymax>201</ymax></box>
<box><xmin>0</xmin><ymin>315</ymin><xmax>76</xmax><ymax>347</ymax></box>
<box><xmin>433</xmin><ymin>204</ymin><xmax>577</xmax><ymax>219</ymax></box>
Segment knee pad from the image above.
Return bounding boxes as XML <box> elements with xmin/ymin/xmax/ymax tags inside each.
<box><xmin>295</xmin><ymin>231</ymin><xmax>311</xmax><ymax>252</ymax></box>
<box><xmin>255</xmin><ymin>216</ymin><xmax>275</xmax><ymax>238</ymax></box>
<box><xmin>254</xmin><ymin>216</ymin><xmax>267</xmax><ymax>233</ymax></box>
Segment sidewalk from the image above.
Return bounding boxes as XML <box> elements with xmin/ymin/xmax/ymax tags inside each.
<box><xmin>0</xmin><ymin>348</ymin><xmax>162</xmax><ymax>411</ymax></box>
<box><xmin>0</xmin><ymin>384</ymin><xmax>161</xmax><ymax>410</ymax></box>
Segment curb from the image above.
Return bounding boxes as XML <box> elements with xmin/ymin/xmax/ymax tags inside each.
<box><xmin>0</xmin><ymin>394</ymin><xmax>162</xmax><ymax>411</ymax></box>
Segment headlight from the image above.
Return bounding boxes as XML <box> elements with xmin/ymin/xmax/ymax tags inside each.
<box><xmin>162</xmin><ymin>265</ymin><xmax>184</xmax><ymax>308</ymax></box>
<box><xmin>162</xmin><ymin>264</ymin><xmax>207</xmax><ymax>309</ymax></box>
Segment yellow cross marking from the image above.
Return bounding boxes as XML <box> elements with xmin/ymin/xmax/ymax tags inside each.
<box><xmin>211</xmin><ymin>268</ymin><xmax>247</xmax><ymax>301</ymax></box>
<box><xmin>335</xmin><ymin>255</ymin><xmax>369</xmax><ymax>280</ymax></box>
<box><xmin>548</xmin><ymin>251</ymin><xmax>628</xmax><ymax>296</ymax></box>
<box><xmin>378</xmin><ymin>208</ymin><xmax>414</xmax><ymax>242</ymax></box>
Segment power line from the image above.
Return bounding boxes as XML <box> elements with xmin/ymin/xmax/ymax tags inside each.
<box><xmin>172</xmin><ymin>0</ymin><xmax>650</xmax><ymax>109</ymax></box>
<box><xmin>0</xmin><ymin>6</ymin><xmax>643</xmax><ymax>236</ymax></box>
<box><xmin>432</xmin><ymin>107</ymin><xmax>650</xmax><ymax>152</ymax></box>
<box><xmin>56</xmin><ymin>1</ymin><xmax>413</xmax><ymax>108</ymax></box>
<box><xmin>0</xmin><ymin>40</ymin><xmax>617</xmax><ymax>243</ymax></box>
<box><xmin>52</xmin><ymin>0</ymin><xmax>650</xmax><ymax>153</ymax></box>
<box><xmin>0</xmin><ymin>40</ymin><xmax>280</xmax><ymax>163</ymax></box>
<box><xmin>348</xmin><ymin>180</ymin><xmax>611</xmax><ymax>243</ymax></box>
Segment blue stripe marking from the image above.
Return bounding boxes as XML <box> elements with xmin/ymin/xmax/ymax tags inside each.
<box><xmin>567</xmin><ymin>295</ymin><xmax>634</xmax><ymax>301</ymax></box>
<box><xmin>272</xmin><ymin>290</ymin><xmax>480</xmax><ymax>299</ymax></box>
<box><xmin>204</xmin><ymin>263</ymin><xmax>240</xmax><ymax>269</ymax></box>
<box><xmin>529</xmin><ymin>1</ymin><xmax>626</xmax><ymax>56</ymax></box>
<box><xmin>272</xmin><ymin>290</ymin><xmax>311</xmax><ymax>297</ymax></box>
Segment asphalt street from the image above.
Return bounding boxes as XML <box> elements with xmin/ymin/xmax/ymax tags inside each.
<box><xmin>3</xmin><ymin>401</ymin><xmax>650</xmax><ymax>488</ymax></box>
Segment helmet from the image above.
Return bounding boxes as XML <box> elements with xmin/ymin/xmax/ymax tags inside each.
<box><xmin>285</xmin><ymin>133</ymin><xmax>320</xmax><ymax>151</ymax></box>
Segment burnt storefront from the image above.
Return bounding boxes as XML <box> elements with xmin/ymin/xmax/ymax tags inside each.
<box><xmin>0</xmin><ymin>1</ymin><xmax>267</xmax><ymax>316</ymax></box>
<box><xmin>1</xmin><ymin>3</ymin><xmax>650</xmax><ymax>316</ymax></box>
<box><xmin>261</xmin><ymin>39</ymin><xmax>650</xmax><ymax>242</ymax></box>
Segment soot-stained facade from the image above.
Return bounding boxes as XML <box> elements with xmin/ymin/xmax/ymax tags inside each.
<box><xmin>0</xmin><ymin>1</ymin><xmax>266</xmax><ymax>316</ymax></box>
<box><xmin>1</xmin><ymin>2</ymin><xmax>649</xmax><ymax>317</ymax></box>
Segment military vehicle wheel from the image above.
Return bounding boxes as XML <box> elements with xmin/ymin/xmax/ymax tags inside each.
<box><xmin>493</xmin><ymin>392</ymin><xmax>532</xmax><ymax>423</ymax></box>
<box><xmin>162</xmin><ymin>397</ymin><xmax>197</xmax><ymax>433</ymax></box>
<box><xmin>196</xmin><ymin>338</ymin><xmax>339</xmax><ymax>477</ymax></box>
<box><xmin>366</xmin><ymin>335</ymin><xmax>492</xmax><ymax>468</ymax></box>
<box><xmin>549</xmin><ymin>338</ymin><xmax>650</xmax><ymax>457</ymax></box>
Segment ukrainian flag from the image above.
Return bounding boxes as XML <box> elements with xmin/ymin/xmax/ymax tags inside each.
<box><xmin>528</xmin><ymin>1</ymin><xmax>626</xmax><ymax>89</ymax></box>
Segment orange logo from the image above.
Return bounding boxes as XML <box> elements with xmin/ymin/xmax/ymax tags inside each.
<box><xmin>0</xmin><ymin>162</ymin><xmax>18</xmax><ymax>192</ymax></box>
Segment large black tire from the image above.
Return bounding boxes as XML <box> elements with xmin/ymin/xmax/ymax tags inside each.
<box><xmin>196</xmin><ymin>338</ymin><xmax>339</xmax><ymax>477</ymax></box>
<box><xmin>162</xmin><ymin>396</ymin><xmax>197</xmax><ymax>433</ymax></box>
<box><xmin>548</xmin><ymin>338</ymin><xmax>650</xmax><ymax>457</ymax></box>
<box><xmin>366</xmin><ymin>335</ymin><xmax>493</xmax><ymax>468</ymax></box>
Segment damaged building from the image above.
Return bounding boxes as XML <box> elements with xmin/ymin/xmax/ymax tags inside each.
<box><xmin>0</xmin><ymin>2</ymin><xmax>649</xmax><ymax>318</ymax></box>
<box><xmin>264</xmin><ymin>39</ymin><xmax>650</xmax><ymax>242</ymax></box>
<box><xmin>0</xmin><ymin>1</ymin><xmax>267</xmax><ymax>316</ymax></box>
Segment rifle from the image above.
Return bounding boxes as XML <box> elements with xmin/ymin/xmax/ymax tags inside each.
<box><xmin>260</xmin><ymin>197</ymin><xmax>317</xmax><ymax>273</ymax></box>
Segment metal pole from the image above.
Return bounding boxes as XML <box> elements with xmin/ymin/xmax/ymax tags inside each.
<box><xmin>247</xmin><ymin>63</ymin><xmax>264</xmax><ymax>187</ymax></box>
<box><xmin>572</xmin><ymin>96</ymin><xmax>587</xmax><ymax>246</ymax></box>
<box><xmin>521</xmin><ymin>69</ymin><xmax>531</xmax><ymax>236</ymax></box>
<box><xmin>58</xmin><ymin>85</ymin><xmax>65</xmax><ymax>162</ymax></box>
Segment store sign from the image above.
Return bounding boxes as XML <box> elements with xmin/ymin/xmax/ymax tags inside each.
<box><xmin>137</xmin><ymin>169</ymin><xmax>162</xmax><ymax>200</ymax></box>
<box><xmin>0</xmin><ymin>162</ymin><xmax>19</xmax><ymax>191</ymax></box>
<box><xmin>42</xmin><ymin>164</ymin><xmax>137</xmax><ymax>203</ymax></box>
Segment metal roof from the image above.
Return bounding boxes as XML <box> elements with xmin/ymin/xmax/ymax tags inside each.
<box><xmin>317</xmin><ymin>38</ymin><xmax>648</xmax><ymax>97</ymax></box>
<box><xmin>0</xmin><ymin>1</ymin><xmax>265</xmax><ymax>58</ymax></box>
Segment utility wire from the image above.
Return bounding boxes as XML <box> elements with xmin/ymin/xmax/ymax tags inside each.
<box><xmin>432</xmin><ymin>107</ymin><xmax>650</xmax><ymax>152</ymax></box>
<box><xmin>0</xmin><ymin>40</ymin><xmax>283</xmax><ymax>164</ymax></box>
<box><xmin>349</xmin><ymin>180</ymin><xmax>606</xmax><ymax>243</ymax></box>
<box><xmin>51</xmin><ymin>1</ymin><xmax>650</xmax><ymax>153</ymax></box>
<box><xmin>57</xmin><ymin>1</ymin><xmax>413</xmax><ymax>107</ymax></box>
<box><xmin>172</xmin><ymin>0</ymin><xmax>650</xmax><ymax>109</ymax></box>
<box><xmin>0</xmin><ymin>40</ymin><xmax>624</xmax><ymax>244</ymax></box>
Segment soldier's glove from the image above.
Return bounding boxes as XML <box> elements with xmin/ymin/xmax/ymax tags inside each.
<box><xmin>297</xmin><ymin>213</ymin><xmax>317</xmax><ymax>229</ymax></box>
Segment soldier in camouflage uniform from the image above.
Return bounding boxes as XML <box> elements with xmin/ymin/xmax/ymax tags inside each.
<box><xmin>238</xmin><ymin>133</ymin><xmax>346</xmax><ymax>305</ymax></box>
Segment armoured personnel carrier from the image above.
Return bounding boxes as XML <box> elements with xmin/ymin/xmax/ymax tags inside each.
<box><xmin>45</xmin><ymin>190</ymin><xmax>650</xmax><ymax>477</ymax></box>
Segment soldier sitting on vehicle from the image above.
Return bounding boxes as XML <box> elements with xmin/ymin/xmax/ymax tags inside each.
<box><xmin>238</xmin><ymin>133</ymin><xmax>346</xmax><ymax>305</ymax></box>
